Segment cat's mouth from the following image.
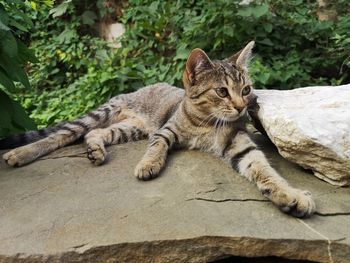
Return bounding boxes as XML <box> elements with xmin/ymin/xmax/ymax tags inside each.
<box><xmin>219</xmin><ymin>108</ymin><xmax>247</xmax><ymax>122</ymax></box>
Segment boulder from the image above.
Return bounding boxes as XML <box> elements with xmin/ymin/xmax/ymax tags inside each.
<box><xmin>250</xmin><ymin>84</ymin><xmax>350</xmax><ymax>186</ymax></box>
<box><xmin>0</xmin><ymin>135</ymin><xmax>350</xmax><ymax>262</ymax></box>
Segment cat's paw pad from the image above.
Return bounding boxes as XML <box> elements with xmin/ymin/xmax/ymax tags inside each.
<box><xmin>271</xmin><ymin>188</ymin><xmax>316</xmax><ymax>218</ymax></box>
<box><xmin>3</xmin><ymin>147</ymin><xmax>35</xmax><ymax>167</ymax></box>
<box><xmin>87</xmin><ymin>144</ymin><xmax>107</xmax><ymax>165</ymax></box>
<box><xmin>134</xmin><ymin>160</ymin><xmax>162</xmax><ymax>181</ymax></box>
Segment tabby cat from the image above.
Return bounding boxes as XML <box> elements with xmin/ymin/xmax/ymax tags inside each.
<box><xmin>0</xmin><ymin>41</ymin><xmax>315</xmax><ymax>217</ymax></box>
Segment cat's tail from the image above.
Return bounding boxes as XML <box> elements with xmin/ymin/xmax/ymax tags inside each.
<box><xmin>0</xmin><ymin>98</ymin><xmax>123</xmax><ymax>150</ymax></box>
<box><xmin>0</xmin><ymin>125</ymin><xmax>65</xmax><ymax>150</ymax></box>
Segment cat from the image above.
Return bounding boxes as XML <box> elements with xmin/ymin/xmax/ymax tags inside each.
<box><xmin>0</xmin><ymin>41</ymin><xmax>315</xmax><ymax>218</ymax></box>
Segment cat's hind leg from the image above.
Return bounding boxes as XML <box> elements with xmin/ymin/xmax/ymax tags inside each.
<box><xmin>3</xmin><ymin>101</ymin><xmax>123</xmax><ymax>167</ymax></box>
<box><xmin>85</xmin><ymin>117</ymin><xmax>148</xmax><ymax>165</ymax></box>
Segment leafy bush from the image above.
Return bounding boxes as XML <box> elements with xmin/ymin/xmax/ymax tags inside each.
<box><xmin>0</xmin><ymin>0</ymin><xmax>53</xmax><ymax>137</ymax></box>
<box><xmin>118</xmin><ymin>0</ymin><xmax>350</xmax><ymax>89</ymax></box>
<box><xmin>7</xmin><ymin>0</ymin><xmax>350</xmax><ymax>129</ymax></box>
<box><xmin>18</xmin><ymin>0</ymin><xmax>143</xmax><ymax>128</ymax></box>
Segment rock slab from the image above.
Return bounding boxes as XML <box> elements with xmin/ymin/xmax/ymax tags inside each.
<box><xmin>251</xmin><ymin>84</ymin><xmax>350</xmax><ymax>186</ymax></box>
<box><xmin>0</xmin><ymin>135</ymin><xmax>350</xmax><ymax>262</ymax></box>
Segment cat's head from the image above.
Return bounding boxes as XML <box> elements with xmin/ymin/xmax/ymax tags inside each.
<box><xmin>183</xmin><ymin>41</ymin><xmax>256</xmax><ymax>122</ymax></box>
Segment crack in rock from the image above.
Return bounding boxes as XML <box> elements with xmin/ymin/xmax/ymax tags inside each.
<box><xmin>71</xmin><ymin>243</ymin><xmax>89</xmax><ymax>250</ymax></box>
<box><xmin>19</xmin><ymin>186</ymin><xmax>51</xmax><ymax>201</ymax></box>
<box><xmin>186</xmin><ymin>199</ymin><xmax>350</xmax><ymax>217</ymax></box>
<box><xmin>297</xmin><ymin>219</ymin><xmax>335</xmax><ymax>263</ymax></box>
<box><xmin>187</xmin><ymin>198</ymin><xmax>350</xmax><ymax>217</ymax></box>
<box><xmin>186</xmin><ymin>197</ymin><xmax>268</xmax><ymax>203</ymax></box>
<box><xmin>196</xmin><ymin>188</ymin><xmax>219</xmax><ymax>195</ymax></box>
<box><xmin>39</xmin><ymin>153</ymin><xmax>86</xmax><ymax>161</ymax></box>
<box><xmin>315</xmin><ymin>212</ymin><xmax>350</xmax><ymax>217</ymax></box>
<box><xmin>149</xmin><ymin>199</ymin><xmax>162</xmax><ymax>207</ymax></box>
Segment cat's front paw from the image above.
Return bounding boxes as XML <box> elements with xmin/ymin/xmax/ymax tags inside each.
<box><xmin>267</xmin><ymin>187</ymin><xmax>316</xmax><ymax>218</ymax></box>
<box><xmin>134</xmin><ymin>159</ymin><xmax>163</xmax><ymax>181</ymax></box>
<box><xmin>87</xmin><ymin>143</ymin><xmax>107</xmax><ymax>165</ymax></box>
<box><xmin>3</xmin><ymin>146</ymin><xmax>37</xmax><ymax>167</ymax></box>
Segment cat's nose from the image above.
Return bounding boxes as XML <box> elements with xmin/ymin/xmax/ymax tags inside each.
<box><xmin>234</xmin><ymin>106</ymin><xmax>244</xmax><ymax>113</ymax></box>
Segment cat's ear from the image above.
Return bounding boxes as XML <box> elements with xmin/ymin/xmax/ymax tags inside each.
<box><xmin>228</xmin><ymin>41</ymin><xmax>255</xmax><ymax>70</ymax></box>
<box><xmin>183</xmin><ymin>48</ymin><xmax>214</xmax><ymax>88</ymax></box>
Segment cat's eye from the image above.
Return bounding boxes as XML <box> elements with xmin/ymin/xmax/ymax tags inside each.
<box><xmin>242</xmin><ymin>86</ymin><xmax>251</xmax><ymax>96</ymax></box>
<box><xmin>215</xmin><ymin>87</ymin><xmax>229</xmax><ymax>98</ymax></box>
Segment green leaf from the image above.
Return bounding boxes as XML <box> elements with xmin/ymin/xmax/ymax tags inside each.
<box><xmin>8</xmin><ymin>19</ymin><xmax>28</xmax><ymax>32</ymax></box>
<box><xmin>10</xmin><ymin>8</ymin><xmax>33</xmax><ymax>28</ymax></box>
<box><xmin>56</xmin><ymin>28</ymin><xmax>75</xmax><ymax>43</ymax></box>
<box><xmin>174</xmin><ymin>46</ymin><xmax>190</xmax><ymax>60</ymax></box>
<box><xmin>223</xmin><ymin>26</ymin><xmax>234</xmax><ymax>37</ymax></box>
<box><xmin>0</xmin><ymin>94</ymin><xmax>12</xmax><ymax>132</ymax></box>
<box><xmin>263</xmin><ymin>23</ymin><xmax>273</xmax><ymax>33</ymax></box>
<box><xmin>253</xmin><ymin>4</ymin><xmax>269</xmax><ymax>18</ymax></box>
<box><xmin>81</xmin><ymin>10</ymin><xmax>97</xmax><ymax>25</ymax></box>
<box><xmin>148</xmin><ymin>2</ymin><xmax>158</xmax><ymax>14</ymax></box>
<box><xmin>259</xmin><ymin>38</ymin><xmax>273</xmax><ymax>46</ymax></box>
<box><xmin>17</xmin><ymin>41</ymin><xmax>38</xmax><ymax>63</ymax></box>
<box><xmin>96</xmin><ymin>49</ymin><xmax>109</xmax><ymax>61</ymax></box>
<box><xmin>0</xmin><ymin>68</ymin><xmax>15</xmax><ymax>92</ymax></box>
<box><xmin>0</xmin><ymin>52</ymin><xmax>30</xmax><ymax>88</ymax></box>
<box><xmin>49</xmin><ymin>0</ymin><xmax>71</xmax><ymax>18</ymax></box>
<box><xmin>0</xmin><ymin>32</ymin><xmax>18</xmax><ymax>58</ymax></box>
<box><xmin>237</xmin><ymin>4</ymin><xmax>269</xmax><ymax>18</ymax></box>
<box><xmin>11</xmin><ymin>98</ymin><xmax>37</xmax><ymax>131</ymax></box>
<box><xmin>0</xmin><ymin>20</ymin><xmax>10</xmax><ymax>30</ymax></box>
<box><xmin>34</xmin><ymin>0</ymin><xmax>54</xmax><ymax>8</ymax></box>
<box><xmin>0</xmin><ymin>4</ymin><xmax>10</xmax><ymax>30</ymax></box>
<box><xmin>0</xmin><ymin>90</ymin><xmax>36</xmax><ymax>138</ymax></box>
<box><xmin>237</xmin><ymin>7</ymin><xmax>252</xmax><ymax>17</ymax></box>
<box><xmin>5</xmin><ymin>0</ymin><xmax>24</xmax><ymax>5</ymax></box>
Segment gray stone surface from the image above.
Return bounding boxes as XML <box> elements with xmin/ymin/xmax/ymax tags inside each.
<box><xmin>251</xmin><ymin>85</ymin><xmax>350</xmax><ymax>186</ymax></box>
<box><xmin>0</xmin><ymin>134</ymin><xmax>349</xmax><ymax>262</ymax></box>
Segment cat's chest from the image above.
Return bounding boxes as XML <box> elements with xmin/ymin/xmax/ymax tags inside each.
<box><xmin>186</xmin><ymin>127</ymin><xmax>232</xmax><ymax>153</ymax></box>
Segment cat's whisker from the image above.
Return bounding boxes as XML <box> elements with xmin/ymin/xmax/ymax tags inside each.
<box><xmin>197</xmin><ymin>112</ymin><xmax>215</xmax><ymax>127</ymax></box>
<box><xmin>214</xmin><ymin>118</ymin><xmax>220</xmax><ymax>146</ymax></box>
<box><xmin>195</xmin><ymin>111</ymin><xmax>220</xmax><ymax>134</ymax></box>
<box><xmin>213</xmin><ymin>112</ymin><xmax>226</xmax><ymax>146</ymax></box>
<box><xmin>194</xmin><ymin>115</ymin><xmax>213</xmax><ymax>134</ymax></box>
<box><xmin>199</xmin><ymin>112</ymin><xmax>217</xmax><ymax>127</ymax></box>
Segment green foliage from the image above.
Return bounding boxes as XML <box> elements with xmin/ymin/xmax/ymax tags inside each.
<box><xmin>0</xmin><ymin>90</ymin><xmax>36</xmax><ymax>136</ymax></box>
<box><xmin>49</xmin><ymin>0</ymin><xmax>71</xmax><ymax>18</ymax></box>
<box><xmin>6</xmin><ymin>0</ymin><xmax>350</xmax><ymax>130</ymax></box>
<box><xmin>0</xmin><ymin>0</ymin><xmax>53</xmax><ymax>137</ymax></box>
<box><xmin>118</xmin><ymin>0</ymin><xmax>350</xmax><ymax>89</ymax></box>
<box><xmin>20</xmin><ymin>1</ymin><xmax>135</xmax><ymax>127</ymax></box>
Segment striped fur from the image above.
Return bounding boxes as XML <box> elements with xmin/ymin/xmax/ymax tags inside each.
<box><xmin>1</xmin><ymin>41</ymin><xmax>315</xmax><ymax>217</ymax></box>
